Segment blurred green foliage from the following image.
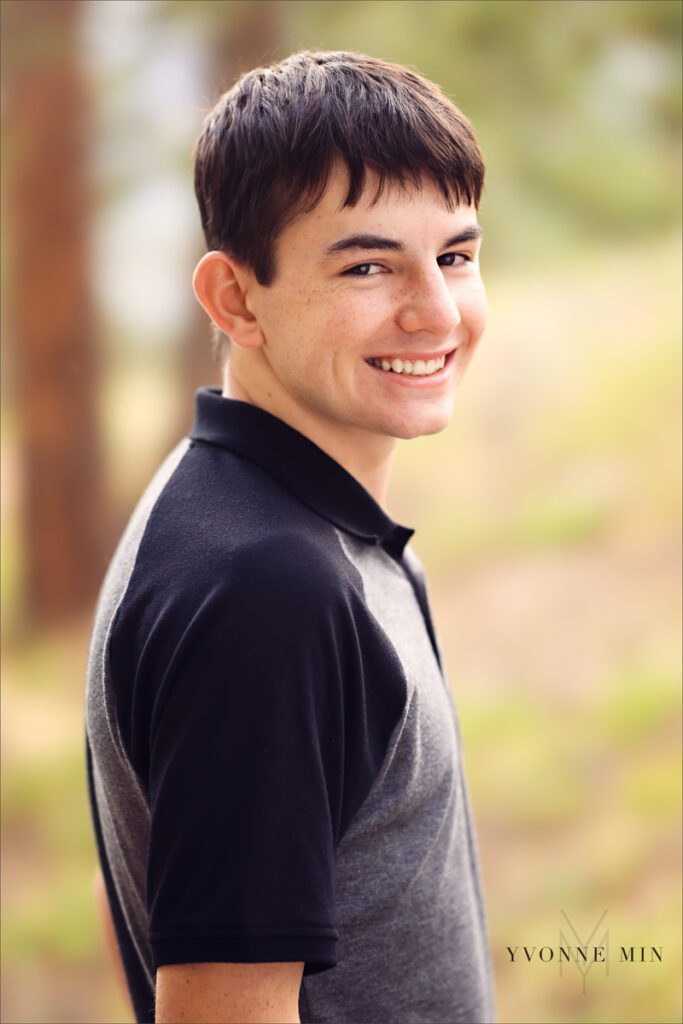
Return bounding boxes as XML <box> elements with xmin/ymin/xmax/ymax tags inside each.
<box><xmin>278</xmin><ymin>0</ymin><xmax>682</xmax><ymax>263</ymax></box>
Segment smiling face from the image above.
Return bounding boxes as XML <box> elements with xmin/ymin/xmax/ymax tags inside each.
<box><xmin>217</xmin><ymin>164</ymin><xmax>487</xmax><ymax>462</ymax></box>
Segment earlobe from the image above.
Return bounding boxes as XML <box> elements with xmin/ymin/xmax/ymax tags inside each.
<box><xmin>192</xmin><ymin>251</ymin><xmax>263</xmax><ymax>348</ymax></box>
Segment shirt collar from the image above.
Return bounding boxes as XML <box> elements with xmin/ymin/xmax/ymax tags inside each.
<box><xmin>189</xmin><ymin>387</ymin><xmax>414</xmax><ymax>558</ymax></box>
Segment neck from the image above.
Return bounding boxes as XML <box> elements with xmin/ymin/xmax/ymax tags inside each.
<box><xmin>222</xmin><ymin>361</ymin><xmax>396</xmax><ymax>508</ymax></box>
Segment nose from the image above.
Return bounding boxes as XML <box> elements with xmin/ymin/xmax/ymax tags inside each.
<box><xmin>396</xmin><ymin>269</ymin><xmax>462</xmax><ymax>336</ymax></box>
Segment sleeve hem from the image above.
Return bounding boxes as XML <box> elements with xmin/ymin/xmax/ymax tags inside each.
<box><xmin>151</xmin><ymin>933</ymin><xmax>337</xmax><ymax>974</ymax></box>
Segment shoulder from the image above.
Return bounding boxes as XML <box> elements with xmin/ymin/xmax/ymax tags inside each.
<box><xmin>184</xmin><ymin>530</ymin><xmax>356</xmax><ymax>666</ymax></box>
<box><xmin>128</xmin><ymin>441</ymin><xmax>355</xmax><ymax>609</ymax></box>
<box><xmin>229</xmin><ymin>529</ymin><xmax>352</xmax><ymax>607</ymax></box>
<box><xmin>115</xmin><ymin>436</ymin><xmax>357</xmax><ymax>627</ymax></box>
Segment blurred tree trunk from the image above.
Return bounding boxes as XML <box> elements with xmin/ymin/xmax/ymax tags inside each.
<box><xmin>176</xmin><ymin>0</ymin><xmax>283</xmax><ymax>436</ymax></box>
<box><xmin>3</xmin><ymin>0</ymin><xmax>109</xmax><ymax>634</ymax></box>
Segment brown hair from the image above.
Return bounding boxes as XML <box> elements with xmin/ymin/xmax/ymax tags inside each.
<box><xmin>193</xmin><ymin>50</ymin><xmax>485</xmax><ymax>360</ymax></box>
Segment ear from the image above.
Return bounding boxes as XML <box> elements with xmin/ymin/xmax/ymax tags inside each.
<box><xmin>192</xmin><ymin>251</ymin><xmax>263</xmax><ymax>348</ymax></box>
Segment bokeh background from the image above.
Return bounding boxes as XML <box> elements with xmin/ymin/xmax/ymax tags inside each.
<box><xmin>1</xmin><ymin>2</ymin><xmax>681</xmax><ymax>1022</ymax></box>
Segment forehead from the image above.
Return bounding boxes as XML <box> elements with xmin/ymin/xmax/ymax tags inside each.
<box><xmin>280</xmin><ymin>164</ymin><xmax>478</xmax><ymax>257</ymax></box>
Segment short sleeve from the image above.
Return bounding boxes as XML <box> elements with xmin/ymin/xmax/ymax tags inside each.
<box><xmin>144</xmin><ymin>539</ymin><xmax>350</xmax><ymax>975</ymax></box>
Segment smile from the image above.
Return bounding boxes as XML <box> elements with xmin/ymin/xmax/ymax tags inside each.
<box><xmin>364</xmin><ymin>349</ymin><xmax>456</xmax><ymax>377</ymax></box>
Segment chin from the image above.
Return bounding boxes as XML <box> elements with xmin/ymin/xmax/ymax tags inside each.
<box><xmin>382</xmin><ymin>405</ymin><xmax>454</xmax><ymax>441</ymax></box>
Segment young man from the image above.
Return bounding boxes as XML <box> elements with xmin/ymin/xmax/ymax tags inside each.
<box><xmin>86</xmin><ymin>50</ymin><xmax>495</xmax><ymax>1023</ymax></box>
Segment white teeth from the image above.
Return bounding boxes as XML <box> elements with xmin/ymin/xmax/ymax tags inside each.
<box><xmin>369</xmin><ymin>353</ymin><xmax>447</xmax><ymax>375</ymax></box>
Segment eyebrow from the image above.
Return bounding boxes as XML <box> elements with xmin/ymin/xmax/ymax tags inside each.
<box><xmin>323</xmin><ymin>225</ymin><xmax>483</xmax><ymax>258</ymax></box>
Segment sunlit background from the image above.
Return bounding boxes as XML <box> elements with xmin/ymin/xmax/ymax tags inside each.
<box><xmin>1</xmin><ymin>2</ymin><xmax>681</xmax><ymax>1022</ymax></box>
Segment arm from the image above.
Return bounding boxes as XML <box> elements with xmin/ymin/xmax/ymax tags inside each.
<box><xmin>155</xmin><ymin>961</ymin><xmax>304</xmax><ymax>1023</ymax></box>
<box><xmin>93</xmin><ymin>867</ymin><xmax>134</xmax><ymax>1017</ymax></box>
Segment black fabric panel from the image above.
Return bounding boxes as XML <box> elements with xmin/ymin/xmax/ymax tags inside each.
<box><xmin>108</xmin><ymin>490</ymin><xmax>408</xmax><ymax>973</ymax></box>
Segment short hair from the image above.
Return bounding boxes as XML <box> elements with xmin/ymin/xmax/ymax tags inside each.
<box><xmin>193</xmin><ymin>50</ymin><xmax>485</xmax><ymax>362</ymax></box>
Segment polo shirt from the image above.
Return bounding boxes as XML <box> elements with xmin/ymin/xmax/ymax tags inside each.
<box><xmin>85</xmin><ymin>386</ymin><xmax>495</xmax><ymax>1023</ymax></box>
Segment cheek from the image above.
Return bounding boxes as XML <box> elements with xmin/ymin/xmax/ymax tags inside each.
<box><xmin>320</xmin><ymin>288</ymin><xmax>392</xmax><ymax>346</ymax></box>
<box><xmin>283</xmin><ymin>282</ymin><xmax>345</xmax><ymax>343</ymax></box>
<box><xmin>260</xmin><ymin>285</ymin><xmax>324</xmax><ymax>359</ymax></box>
<box><xmin>459</xmin><ymin>278</ymin><xmax>488</xmax><ymax>337</ymax></box>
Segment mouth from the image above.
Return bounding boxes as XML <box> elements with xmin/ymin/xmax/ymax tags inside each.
<box><xmin>363</xmin><ymin>347</ymin><xmax>459</xmax><ymax>382</ymax></box>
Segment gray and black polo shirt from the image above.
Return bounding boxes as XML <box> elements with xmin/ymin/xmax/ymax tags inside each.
<box><xmin>85</xmin><ymin>386</ymin><xmax>495</xmax><ymax>1023</ymax></box>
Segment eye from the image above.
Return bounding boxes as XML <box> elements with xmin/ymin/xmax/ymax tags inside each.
<box><xmin>438</xmin><ymin>252</ymin><xmax>472</xmax><ymax>267</ymax></box>
<box><xmin>343</xmin><ymin>262</ymin><xmax>384</xmax><ymax>277</ymax></box>
<box><xmin>343</xmin><ymin>252</ymin><xmax>473</xmax><ymax>276</ymax></box>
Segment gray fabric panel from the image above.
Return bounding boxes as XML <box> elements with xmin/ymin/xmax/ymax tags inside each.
<box><xmin>86</xmin><ymin>439</ymin><xmax>191</xmax><ymax>992</ymax></box>
<box><xmin>404</xmin><ymin>547</ymin><xmax>497</xmax><ymax>1016</ymax></box>
<box><xmin>300</xmin><ymin>534</ymin><xmax>495</xmax><ymax>1024</ymax></box>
